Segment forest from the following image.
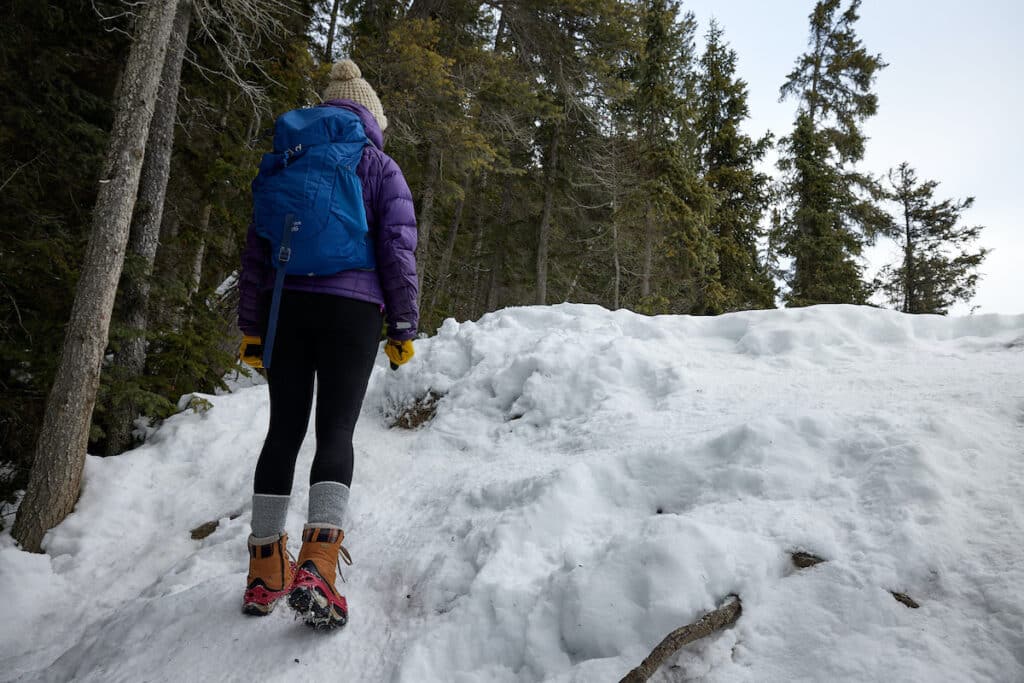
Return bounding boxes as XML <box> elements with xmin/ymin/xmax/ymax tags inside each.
<box><xmin>0</xmin><ymin>0</ymin><xmax>987</xmax><ymax>540</ymax></box>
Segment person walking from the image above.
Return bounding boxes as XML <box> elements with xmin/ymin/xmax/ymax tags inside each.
<box><xmin>236</xmin><ymin>59</ymin><xmax>418</xmax><ymax>630</ymax></box>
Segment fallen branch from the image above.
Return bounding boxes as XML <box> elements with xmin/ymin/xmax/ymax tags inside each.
<box><xmin>791</xmin><ymin>551</ymin><xmax>920</xmax><ymax>607</ymax></box>
<box><xmin>618</xmin><ymin>550</ymin><xmax>918</xmax><ymax>680</ymax></box>
<box><xmin>190</xmin><ymin>511</ymin><xmax>241</xmax><ymax>540</ymax></box>
<box><xmin>619</xmin><ymin>595</ymin><xmax>742</xmax><ymax>683</ymax></box>
<box><xmin>891</xmin><ymin>592</ymin><xmax>919</xmax><ymax>608</ymax></box>
<box><xmin>791</xmin><ymin>551</ymin><xmax>826</xmax><ymax>569</ymax></box>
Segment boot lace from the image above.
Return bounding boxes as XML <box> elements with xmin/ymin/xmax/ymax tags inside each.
<box><xmin>337</xmin><ymin>543</ymin><xmax>353</xmax><ymax>583</ymax></box>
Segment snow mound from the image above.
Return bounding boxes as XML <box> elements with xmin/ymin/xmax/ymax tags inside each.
<box><xmin>2</xmin><ymin>304</ymin><xmax>1023</xmax><ymax>682</ymax></box>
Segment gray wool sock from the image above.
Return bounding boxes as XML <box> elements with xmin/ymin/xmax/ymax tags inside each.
<box><xmin>251</xmin><ymin>494</ymin><xmax>290</xmax><ymax>538</ymax></box>
<box><xmin>308</xmin><ymin>481</ymin><xmax>350</xmax><ymax>528</ymax></box>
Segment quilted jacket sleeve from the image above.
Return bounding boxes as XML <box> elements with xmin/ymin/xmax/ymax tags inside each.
<box><xmin>374</xmin><ymin>154</ymin><xmax>419</xmax><ymax>341</ymax></box>
<box><xmin>237</xmin><ymin>222</ymin><xmax>269</xmax><ymax>337</ymax></box>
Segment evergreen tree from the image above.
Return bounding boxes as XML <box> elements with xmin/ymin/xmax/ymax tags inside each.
<box><xmin>620</xmin><ymin>1</ymin><xmax>715</xmax><ymax>314</ymax></box>
<box><xmin>776</xmin><ymin>0</ymin><xmax>888</xmax><ymax>306</ymax></box>
<box><xmin>0</xmin><ymin>0</ymin><xmax>128</xmax><ymax>512</ymax></box>
<box><xmin>696</xmin><ymin>20</ymin><xmax>774</xmax><ymax>311</ymax></box>
<box><xmin>875</xmin><ymin>163</ymin><xmax>987</xmax><ymax>314</ymax></box>
<box><xmin>95</xmin><ymin>0</ymin><xmax>318</xmax><ymax>455</ymax></box>
<box><xmin>12</xmin><ymin>0</ymin><xmax>182</xmax><ymax>553</ymax></box>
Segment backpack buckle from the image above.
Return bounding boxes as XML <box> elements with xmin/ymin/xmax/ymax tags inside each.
<box><xmin>278</xmin><ymin>246</ymin><xmax>291</xmax><ymax>264</ymax></box>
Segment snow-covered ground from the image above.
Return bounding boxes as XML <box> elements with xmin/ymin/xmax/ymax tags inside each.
<box><xmin>2</xmin><ymin>304</ymin><xmax>1023</xmax><ymax>682</ymax></box>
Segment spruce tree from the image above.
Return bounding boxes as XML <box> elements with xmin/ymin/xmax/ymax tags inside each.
<box><xmin>12</xmin><ymin>0</ymin><xmax>181</xmax><ymax>553</ymax></box>
<box><xmin>621</xmin><ymin>1</ymin><xmax>715</xmax><ymax>314</ymax></box>
<box><xmin>875</xmin><ymin>163</ymin><xmax>988</xmax><ymax>314</ymax></box>
<box><xmin>0</xmin><ymin>0</ymin><xmax>128</xmax><ymax>510</ymax></box>
<box><xmin>696</xmin><ymin>20</ymin><xmax>775</xmax><ymax>311</ymax></box>
<box><xmin>776</xmin><ymin>0</ymin><xmax>888</xmax><ymax>306</ymax></box>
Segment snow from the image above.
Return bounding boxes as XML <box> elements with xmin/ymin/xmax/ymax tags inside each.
<box><xmin>1</xmin><ymin>303</ymin><xmax>1023</xmax><ymax>682</ymax></box>
<box><xmin>214</xmin><ymin>271</ymin><xmax>239</xmax><ymax>299</ymax></box>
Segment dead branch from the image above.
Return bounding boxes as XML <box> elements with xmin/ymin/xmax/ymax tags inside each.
<box><xmin>0</xmin><ymin>153</ymin><xmax>42</xmax><ymax>194</ymax></box>
<box><xmin>189</xmin><ymin>0</ymin><xmax>305</xmax><ymax>111</ymax></box>
<box><xmin>891</xmin><ymin>592</ymin><xmax>919</xmax><ymax>608</ymax></box>
<box><xmin>619</xmin><ymin>595</ymin><xmax>742</xmax><ymax>683</ymax></box>
<box><xmin>791</xmin><ymin>551</ymin><xmax>826</xmax><ymax>569</ymax></box>
<box><xmin>791</xmin><ymin>551</ymin><xmax>920</xmax><ymax>607</ymax></box>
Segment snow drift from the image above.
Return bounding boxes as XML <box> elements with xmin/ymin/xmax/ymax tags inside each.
<box><xmin>2</xmin><ymin>304</ymin><xmax>1022</xmax><ymax>682</ymax></box>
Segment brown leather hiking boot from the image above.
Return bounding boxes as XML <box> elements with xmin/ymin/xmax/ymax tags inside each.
<box><xmin>288</xmin><ymin>525</ymin><xmax>353</xmax><ymax>630</ymax></box>
<box><xmin>243</xmin><ymin>533</ymin><xmax>295</xmax><ymax>616</ymax></box>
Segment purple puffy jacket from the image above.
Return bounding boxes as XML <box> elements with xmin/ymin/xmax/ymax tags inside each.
<box><xmin>238</xmin><ymin>100</ymin><xmax>419</xmax><ymax>341</ymax></box>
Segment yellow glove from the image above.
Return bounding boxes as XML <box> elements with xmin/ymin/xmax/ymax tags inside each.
<box><xmin>384</xmin><ymin>338</ymin><xmax>414</xmax><ymax>370</ymax></box>
<box><xmin>239</xmin><ymin>335</ymin><xmax>264</xmax><ymax>370</ymax></box>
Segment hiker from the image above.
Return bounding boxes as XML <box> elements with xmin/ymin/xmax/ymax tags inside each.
<box><xmin>236</xmin><ymin>59</ymin><xmax>418</xmax><ymax>629</ymax></box>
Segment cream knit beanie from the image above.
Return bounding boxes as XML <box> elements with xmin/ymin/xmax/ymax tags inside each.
<box><xmin>322</xmin><ymin>59</ymin><xmax>388</xmax><ymax>131</ymax></box>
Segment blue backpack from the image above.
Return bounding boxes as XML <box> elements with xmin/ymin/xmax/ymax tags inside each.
<box><xmin>251</xmin><ymin>106</ymin><xmax>375</xmax><ymax>368</ymax></box>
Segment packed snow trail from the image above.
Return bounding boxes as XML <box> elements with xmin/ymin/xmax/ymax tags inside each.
<box><xmin>2</xmin><ymin>304</ymin><xmax>1023</xmax><ymax>682</ymax></box>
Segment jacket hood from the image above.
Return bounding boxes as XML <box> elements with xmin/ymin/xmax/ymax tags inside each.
<box><xmin>320</xmin><ymin>99</ymin><xmax>384</xmax><ymax>150</ymax></box>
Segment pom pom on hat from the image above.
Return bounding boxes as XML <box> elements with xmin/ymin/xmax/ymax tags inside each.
<box><xmin>322</xmin><ymin>58</ymin><xmax>387</xmax><ymax>131</ymax></box>
<box><xmin>331</xmin><ymin>59</ymin><xmax>361</xmax><ymax>81</ymax></box>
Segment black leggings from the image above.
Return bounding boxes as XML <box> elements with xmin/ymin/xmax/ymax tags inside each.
<box><xmin>253</xmin><ymin>291</ymin><xmax>383</xmax><ymax>495</ymax></box>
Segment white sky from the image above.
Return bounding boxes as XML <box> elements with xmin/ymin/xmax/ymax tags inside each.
<box><xmin>681</xmin><ymin>0</ymin><xmax>1023</xmax><ymax>314</ymax></box>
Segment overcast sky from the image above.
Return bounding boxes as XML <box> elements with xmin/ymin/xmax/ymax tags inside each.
<box><xmin>680</xmin><ymin>0</ymin><xmax>1022</xmax><ymax>315</ymax></box>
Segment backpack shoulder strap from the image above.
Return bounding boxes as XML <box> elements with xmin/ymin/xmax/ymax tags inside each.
<box><xmin>262</xmin><ymin>213</ymin><xmax>298</xmax><ymax>370</ymax></box>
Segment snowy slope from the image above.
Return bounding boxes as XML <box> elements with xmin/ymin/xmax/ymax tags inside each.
<box><xmin>2</xmin><ymin>304</ymin><xmax>1023</xmax><ymax>683</ymax></box>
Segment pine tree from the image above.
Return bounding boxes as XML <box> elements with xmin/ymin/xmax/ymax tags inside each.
<box><xmin>874</xmin><ymin>163</ymin><xmax>987</xmax><ymax>314</ymax></box>
<box><xmin>696</xmin><ymin>20</ymin><xmax>774</xmax><ymax>312</ymax></box>
<box><xmin>103</xmin><ymin>1</ymin><xmax>193</xmax><ymax>456</ymax></box>
<box><xmin>96</xmin><ymin>0</ymin><xmax>317</xmax><ymax>456</ymax></box>
<box><xmin>619</xmin><ymin>1</ymin><xmax>715</xmax><ymax>314</ymax></box>
<box><xmin>776</xmin><ymin>0</ymin><xmax>888</xmax><ymax>307</ymax></box>
<box><xmin>12</xmin><ymin>0</ymin><xmax>182</xmax><ymax>553</ymax></box>
<box><xmin>0</xmin><ymin>0</ymin><xmax>128</xmax><ymax>512</ymax></box>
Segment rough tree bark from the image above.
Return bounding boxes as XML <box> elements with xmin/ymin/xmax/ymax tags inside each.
<box><xmin>106</xmin><ymin>1</ymin><xmax>193</xmax><ymax>456</ymax></box>
<box><xmin>535</xmin><ymin>125</ymin><xmax>560</xmax><ymax>305</ymax></box>
<box><xmin>12</xmin><ymin>0</ymin><xmax>182</xmax><ymax>552</ymax></box>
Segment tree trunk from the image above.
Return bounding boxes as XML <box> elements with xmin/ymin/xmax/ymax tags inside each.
<box><xmin>416</xmin><ymin>141</ymin><xmax>441</xmax><ymax>303</ymax></box>
<box><xmin>641</xmin><ymin>200</ymin><xmax>654</xmax><ymax>298</ymax></box>
<box><xmin>466</xmin><ymin>182</ymin><xmax>489</xmax><ymax>319</ymax></box>
<box><xmin>535</xmin><ymin>126</ymin><xmax>560</xmax><ymax>305</ymax></box>
<box><xmin>485</xmin><ymin>177</ymin><xmax>513</xmax><ymax>312</ymax></box>
<box><xmin>408</xmin><ymin>0</ymin><xmax>445</xmax><ymax>19</ymax></box>
<box><xmin>612</xmin><ymin>213</ymin><xmax>621</xmax><ymax>310</ymax></box>
<box><xmin>12</xmin><ymin>0</ymin><xmax>181</xmax><ymax>553</ymax></box>
<box><xmin>189</xmin><ymin>204</ymin><xmax>212</xmax><ymax>298</ymax></box>
<box><xmin>494</xmin><ymin>7</ymin><xmax>509</xmax><ymax>52</ymax></box>
<box><xmin>429</xmin><ymin>173</ymin><xmax>471</xmax><ymax>313</ymax></box>
<box><xmin>564</xmin><ymin>265</ymin><xmax>581</xmax><ymax>301</ymax></box>
<box><xmin>106</xmin><ymin>1</ymin><xmax>192</xmax><ymax>456</ymax></box>
<box><xmin>324</xmin><ymin>0</ymin><xmax>341</xmax><ymax>62</ymax></box>
<box><xmin>903</xmin><ymin>201</ymin><xmax>914</xmax><ymax>314</ymax></box>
